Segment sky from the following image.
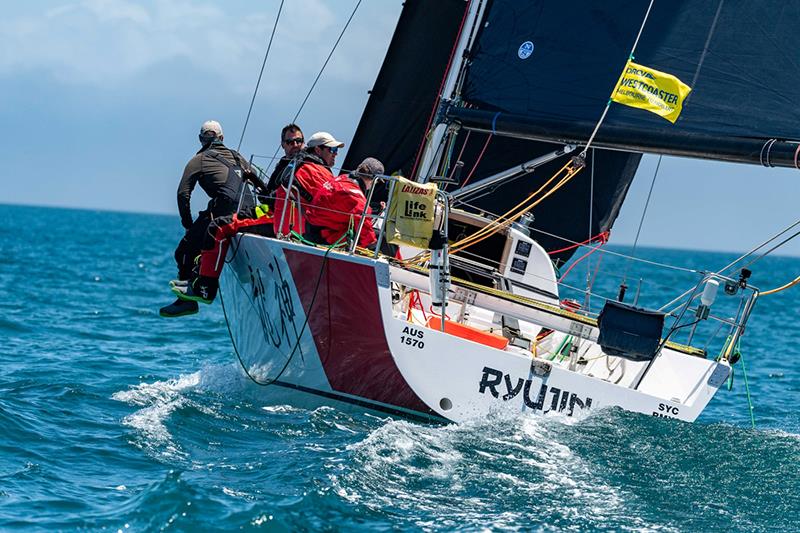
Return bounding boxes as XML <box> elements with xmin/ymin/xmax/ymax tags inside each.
<box><xmin>3</xmin><ymin>0</ymin><xmax>800</xmax><ymax>256</ymax></box>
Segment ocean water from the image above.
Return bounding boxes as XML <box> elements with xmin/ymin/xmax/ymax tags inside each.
<box><xmin>1</xmin><ymin>203</ymin><xmax>799</xmax><ymax>531</ymax></box>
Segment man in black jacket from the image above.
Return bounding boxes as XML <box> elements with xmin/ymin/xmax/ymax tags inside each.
<box><xmin>263</xmin><ymin>123</ymin><xmax>305</xmax><ymax>206</ymax></box>
<box><xmin>160</xmin><ymin>120</ymin><xmax>254</xmax><ymax>317</ymax></box>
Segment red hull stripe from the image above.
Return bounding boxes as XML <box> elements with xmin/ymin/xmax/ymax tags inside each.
<box><xmin>284</xmin><ymin>249</ymin><xmax>433</xmax><ymax>414</ymax></box>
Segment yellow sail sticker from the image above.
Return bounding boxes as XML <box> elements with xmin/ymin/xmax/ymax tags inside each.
<box><xmin>611</xmin><ymin>60</ymin><xmax>691</xmax><ymax>123</ymax></box>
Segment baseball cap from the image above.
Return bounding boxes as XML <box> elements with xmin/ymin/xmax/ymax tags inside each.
<box><xmin>356</xmin><ymin>157</ymin><xmax>384</xmax><ymax>177</ymax></box>
<box><xmin>307</xmin><ymin>131</ymin><xmax>345</xmax><ymax>148</ymax></box>
<box><xmin>200</xmin><ymin>120</ymin><xmax>223</xmax><ymax>137</ymax></box>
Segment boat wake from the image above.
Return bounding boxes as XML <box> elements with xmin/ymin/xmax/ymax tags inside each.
<box><xmin>327</xmin><ymin>410</ymin><xmax>666</xmax><ymax>531</ymax></box>
<box><xmin>108</xmin><ymin>365</ymin><xmax>800</xmax><ymax>530</ymax></box>
<box><xmin>111</xmin><ymin>363</ymin><xmax>258</xmax><ymax>461</ymax></box>
<box><xmin>320</xmin><ymin>409</ymin><xmax>800</xmax><ymax>530</ymax></box>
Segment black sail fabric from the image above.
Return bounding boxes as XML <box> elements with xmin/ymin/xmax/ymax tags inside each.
<box><xmin>455</xmin><ymin>0</ymin><xmax>800</xmax><ymax>167</ymax></box>
<box><xmin>342</xmin><ymin>0</ymin><xmax>468</xmax><ymax>178</ymax></box>
<box><xmin>345</xmin><ymin>0</ymin><xmax>643</xmax><ymax>262</ymax></box>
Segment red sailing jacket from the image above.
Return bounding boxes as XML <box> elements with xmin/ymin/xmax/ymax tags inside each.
<box><xmin>273</xmin><ymin>157</ymin><xmax>332</xmax><ymax>235</ymax></box>
<box><xmin>306</xmin><ymin>174</ymin><xmax>377</xmax><ymax>248</ymax></box>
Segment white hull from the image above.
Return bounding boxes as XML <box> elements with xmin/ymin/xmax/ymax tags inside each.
<box><xmin>220</xmin><ymin>234</ymin><xmax>730</xmax><ymax>423</ymax></box>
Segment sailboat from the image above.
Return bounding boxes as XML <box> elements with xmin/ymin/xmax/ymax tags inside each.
<box><xmin>218</xmin><ymin>0</ymin><xmax>800</xmax><ymax>423</ymax></box>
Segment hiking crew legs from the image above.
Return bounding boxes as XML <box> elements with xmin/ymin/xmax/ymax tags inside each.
<box><xmin>174</xmin><ymin>210</ymin><xmax>213</xmax><ymax>280</ymax></box>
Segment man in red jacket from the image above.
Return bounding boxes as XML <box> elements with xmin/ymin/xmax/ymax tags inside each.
<box><xmin>273</xmin><ymin>131</ymin><xmax>343</xmax><ymax>236</ymax></box>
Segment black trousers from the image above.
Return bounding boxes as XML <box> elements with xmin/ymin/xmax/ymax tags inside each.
<box><xmin>174</xmin><ymin>210</ymin><xmax>213</xmax><ymax>280</ymax></box>
<box><xmin>174</xmin><ymin>205</ymin><xmax>276</xmax><ymax>281</ymax></box>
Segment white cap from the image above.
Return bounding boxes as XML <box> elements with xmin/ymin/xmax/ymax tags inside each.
<box><xmin>307</xmin><ymin>131</ymin><xmax>345</xmax><ymax>148</ymax></box>
<box><xmin>200</xmin><ymin>120</ymin><xmax>223</xmax><ymax>137</ymax></box>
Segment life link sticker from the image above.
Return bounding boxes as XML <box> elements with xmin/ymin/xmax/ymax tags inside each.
<box><xmin>518</xmin><ymin>41</ymin><xmax>534</xmax><ymax>59</ymax></box>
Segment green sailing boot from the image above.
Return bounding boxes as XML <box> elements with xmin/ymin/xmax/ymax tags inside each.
<box><xmin>172</xmin><ymin>278</ymin><xmax>217</xmax><ymax>305</ymax></box>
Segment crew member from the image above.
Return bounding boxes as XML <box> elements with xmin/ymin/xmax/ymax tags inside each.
<box><xmin>351</xmin><ymin>157</ymin><xmax>385</xmax><ymax>212</ymax></box>
<box><xmin>273</xmin><ymin>131</ymin><xmax>344</xmax><ymax>237</ymax></box>
<box><xmin>160</xmin><ymin>120</ymin><xmax>254</xmax><ymax>318</ymax></box>
<box><xmin>263</xmin><ymin>124</ymin><xmax>305</xmax><ymax>207</ymax></box>
<box><xmin>305</xmin><ymin>157</ymin><xmax>381</xmax><ymax>249</ymax></box>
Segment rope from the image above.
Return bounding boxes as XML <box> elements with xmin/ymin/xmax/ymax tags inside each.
<box><xmin>548</xmin><ymin>231</ymin><xmax>608</xmax><ymax>256</ymax></box>
<box><xmin>447</xmin><ymin>130</ymin><xmax>471</xmax><ymax>181</ymax></box>
<box><xmin>237</xmin><ymin>0</ymin><xmax>285</xmax><ymax>151</ymax></box>
<box><xmin>585</xmin><ymin>148</ymin><xmax>595</xmax><ymax>307</ymax></box>
<box><xmin>794</xmin><ymin>143</ymin><xmax>800</xmax><ymax>170</ymax></box>
<box><xmin>401</xmin><ymin>160</ymin><xmax>581</xmax><ymax>265</ymax></box>
<box><xmin>690</xmin><ymin>0</ymin><xmax>724</xmax><ymax>88</ymax></box>
<box><xmin>558</xmin><ymin>238</ymin><xmax>607</xmax><ymax>282</ymax></box>
<box><xmin>460</xmin><ymin>134</ymin><xmax>493</xmax><ymax>188</ymax></box>
<box><xmin>447</xmin><ymin>160</ymin><xmax>582</xmax><ymax>256</ymax></box>
<box><xmin>739</xmin><ymin>347</ymin><xmax>756</xmax><ymax>429</ymax></box>
<box><xmin>760</xmin><ymin>274</ymin><xmax>800</xmax><ymax>296</ymax></box>
<box><xmin>580</xmin><ymin>0</ymin><xmax>655</xmax><ymax>157</ymax></box>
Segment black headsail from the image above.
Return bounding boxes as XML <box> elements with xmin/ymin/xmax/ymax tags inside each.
<box><xmin>451</xmin><ymin>0</ymin><xmax>800</xmax><ymax>167</ymax></box>
<box><xmin>342</xmin><ymin>0</ymin><xmax>468</xmax><ymax>178</ymax></box>
<box><xmin>346</xmin><ymin>0</ymin><xmax>644</xmax><ymax>262</ymax></box>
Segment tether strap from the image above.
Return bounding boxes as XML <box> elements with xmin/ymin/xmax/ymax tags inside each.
<box><xmin>207</xmin><ymin>149</ymin><xmax>243</xmax><ymax>170</ymax></box>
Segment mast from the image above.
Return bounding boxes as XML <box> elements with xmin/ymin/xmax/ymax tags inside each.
<box><xmin>414</xmin><ymin>0</ymin><xmax>488</xmax><ymax>183</ymax></box>
<box><xmin>342</xmin><ymin>0</ymin><xmax>470</xmax><ymax>179</ymax></box>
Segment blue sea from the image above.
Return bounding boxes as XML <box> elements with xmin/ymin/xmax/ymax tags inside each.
<box><xmin>1</xmin><ymin>203</ymin><xmax>799</xmax><ymax>531</ymax></box>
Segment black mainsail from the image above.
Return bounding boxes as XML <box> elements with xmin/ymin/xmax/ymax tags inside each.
<box><xmin>452</xmin><ymin>0</ymin><xmax>800</xmax><ymax>167</ymax></box>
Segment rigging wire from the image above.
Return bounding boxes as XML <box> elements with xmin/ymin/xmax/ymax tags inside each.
<box><xmin>580</xmin><ymin>0</ymin><xmax>655</xmax><ymax>157</ymax></box>
<box><xmin>621</xmin><ymin>154</ymin><xmax>662</xmax><ymax>284</ymax></box>
<box><xmin>658</xmin><ymin>216</ymin><xmax>800</xmax><ymax>311</ymax></box>
<box><xmin>264</xmin><ymin>0</ymin><xmax>363</xmax><ymax>172</ymax></box>
<box><xmin>291</xmin><ymin>0</ymin><xmax>362</xmax><ymax>125</ymax></box>
<box><xmin>237</xmin><ymin>0</ymin><xmax>285</xmax><ymax>152</ymax></box>
<box><xmin>741</xmin><ymin>227</ymin><xmax>800</xmax><ymax>271</ymax></box>
<box><xmin>409</xmin><ymin>3</ymin><xmax>474</xmax><ymax>180</ymax></box>
<box><xmin>453</xmin><ymin>197</ymin><xmax>699</xmax><ymax>274</ymax></box>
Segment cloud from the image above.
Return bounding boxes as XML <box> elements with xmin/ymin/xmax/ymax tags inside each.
<box><xmin>0</xmin><ymin>0</ymin><xmax>395</xmax><ymax>93</ymax></box>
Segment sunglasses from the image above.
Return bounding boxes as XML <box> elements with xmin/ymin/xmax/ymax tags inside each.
<box><xmin>323</xmin><ymin>146</ymin><xmax>339</xmax><ymax>155</ymax></box>
<box><xmin>283</xmin><ymin>137</ymin><xmax>304</xmax><ymax>145</ymax></box>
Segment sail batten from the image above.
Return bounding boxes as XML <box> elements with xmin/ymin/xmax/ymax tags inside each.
<box><xmin>448</xmin><ymin>108</ymin><xmax>800</xmax><ymax>168</ymax></box>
